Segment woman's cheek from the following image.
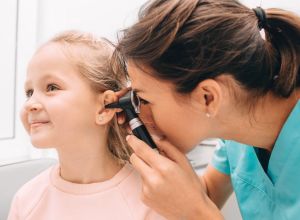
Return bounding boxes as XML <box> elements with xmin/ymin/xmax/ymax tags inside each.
<box><xmin>139</xmin><ymin>105</ymin><xmax>164</xmax><ymax>138</ymax></box>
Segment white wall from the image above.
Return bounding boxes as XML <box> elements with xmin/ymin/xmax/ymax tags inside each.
<box><xmin>0</xmin><ymin>0</ymin><xmax>17</xmax><ymax>140</ymax></box>
<box><xmin>37</xmin><ymin>0</ymin><xmax>146</xmax><ymax>45</ymax></box>
<box><xmin>242</xmin><ymin>0</ymin><xmax>300</xmax><ymax>14</ymax></box>
<box><xmin>0</xmin><ymin>0</ymin><xmax>38</xmax><ymax>164</ymax></box>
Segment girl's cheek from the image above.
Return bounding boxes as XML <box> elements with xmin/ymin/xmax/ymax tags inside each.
<box><xmin>20</xmin><ymin>109</ymin><xmax>30</xmax><ymax>133</ymax></box>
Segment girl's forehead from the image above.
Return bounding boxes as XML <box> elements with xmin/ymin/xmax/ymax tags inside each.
<box><xmin>28</xmin><ymin>43</ymin><xmax>74</xmax><ymax>71</ymax></box>
<box><xmin>25</xmin><ymin>48</ymin><xmax>81</xmax><ymax>85</ymax></box>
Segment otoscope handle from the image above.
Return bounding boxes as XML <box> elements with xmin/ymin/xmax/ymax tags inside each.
<box><xmin>132</xmin><ymin>124</ymin><xmax>157</xmax><ymax>149</ymax></box>
<box><xmin>125</xmin><ymin>108</ymin><xmax>157</xmax><ymax>149</ymax></box>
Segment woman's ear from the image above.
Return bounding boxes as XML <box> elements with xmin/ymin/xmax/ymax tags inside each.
<box><xmin>191</xmin><ymin>79</ymin><xmax>222</xmax><ymax>117</ymax></box>
<box><xmin>96</xmin><ymin>90</ymin><xmax>117</xmax><ymax>125</ymax></box>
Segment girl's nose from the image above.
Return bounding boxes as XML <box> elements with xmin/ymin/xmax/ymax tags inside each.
<box><xmin>24</xmin><ymin>100</ymin><xmax>43</xmax><ymax>112</ymax></box>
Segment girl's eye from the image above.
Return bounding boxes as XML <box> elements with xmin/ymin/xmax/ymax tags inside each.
<box><xmin>47</xmin><ymin>84</ymin><xmax>59</xmax><ymax>92</ymax></box>
<box><xmin>25</xmin><ymin>89</ymin><xmax>33</xmax><ymax>98</ymax></box>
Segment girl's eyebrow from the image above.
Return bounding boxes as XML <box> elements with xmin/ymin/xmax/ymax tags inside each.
<box><xmin>41</xmin><ymin>73</ymin><xmax>65</xmax><ymax>81</ymax></box>
<box><xmin>24</xmin><ymin>73</ymin><xmax>64</xmax><ymax>90</ymax></box>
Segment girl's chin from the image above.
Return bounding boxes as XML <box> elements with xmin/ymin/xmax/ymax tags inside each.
<box><xmin>32</xmin><ymin>144</ymin><xmax>53</xmax><ymax>149</ymax></box>
<box><xmin>31</xmin><ymin>139</ymin><xmax>54</xmax><ymax>149</ymax></box>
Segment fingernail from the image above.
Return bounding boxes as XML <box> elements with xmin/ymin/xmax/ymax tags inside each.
<box><xmin>126</xmin><ymin>135</ymin><xmax>131</xmax><ymax>141</ymax></box>
<box><xmin>151</xmin><ymin>134</ymin><xmax>164</xmax><ymax>142</ymax></box>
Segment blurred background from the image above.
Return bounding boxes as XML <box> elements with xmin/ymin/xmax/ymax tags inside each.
<box><xmin>0</xmin><ymin>0</ymin><xmax>299</xmax><ymax>219</ymax></box>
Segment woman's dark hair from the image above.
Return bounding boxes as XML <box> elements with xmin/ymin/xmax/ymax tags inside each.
<box><xmin>117</xmin><ymin>0</ymin><xmax>300</xmax><ymax>101</ymax></box>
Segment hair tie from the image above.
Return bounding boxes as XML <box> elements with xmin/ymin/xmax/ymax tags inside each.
<box><xmin>253</xmin><ymin>7</ymin><xmax>267</xmax><ymax>30</ymax></box>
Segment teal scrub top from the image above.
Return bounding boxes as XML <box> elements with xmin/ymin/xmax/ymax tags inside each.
<box><xmin>212</xmin><ymin>100</ymin><xmax>300</xmax><ymax>220</ymax></box>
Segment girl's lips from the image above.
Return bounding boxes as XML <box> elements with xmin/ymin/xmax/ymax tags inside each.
<box><xmin>30</xmin><ymin>121</ymin><xmax>49</xmax><ymax>128</ymax></box>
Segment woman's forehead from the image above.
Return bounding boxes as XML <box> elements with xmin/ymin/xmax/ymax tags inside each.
<box><xmin>127</xmin><ymin>61</ymin><xmax>174</xmax><ymax>94</ymax></box>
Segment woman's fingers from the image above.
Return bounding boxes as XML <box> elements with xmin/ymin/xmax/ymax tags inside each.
<box><xmin>155</xmin><ymin>139</ymin><xmax>191</xmax><ymax>169</ymax></box>
<box><xmin>130</xmin><ymin>153</ymin><xmax>153</xmax><ymax>177</ymax></box>
<box><xmin>127</xmin><ymin>134</ymin><xmax>191</xmax><ymax>172</ymax></box>
<box><xmin>155</xmin><ymin>139</ymin><xmax>184</xmax><ymax>162</ymax></box>
<box><xmin>126</xmin><ymin>135</ymin><xmax>169</xmax><ymax>169</ymax></box>
<box><xmin>127</xmin><ymin>134</ymin><xmax>220</xmax><ymax>219</ymax></box>
<box><xmin>115</xmin><ymin>87</ymin><xmax>131</xmax><ymax>98</ymax></box>
<box><xmin>116</xmin><ymin>112</ymin><xmax>126</xmax><ymax>124</ymax></box>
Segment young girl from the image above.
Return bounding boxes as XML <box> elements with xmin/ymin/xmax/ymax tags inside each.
<box><xmin>8</xmin><ymin>31</ymin><xmax>164</xmax><ymax>220</ymax></box>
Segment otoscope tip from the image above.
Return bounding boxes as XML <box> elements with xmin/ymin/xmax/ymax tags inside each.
<box><xmin>105</xmin><ymin>102</ymin><xmax>120</xmax><ymax>109</ymax></box>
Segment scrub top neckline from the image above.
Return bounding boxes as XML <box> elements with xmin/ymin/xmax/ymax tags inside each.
<box><xmin>255</xmin><ymin>99</ymin><xmax>300</xmax><ymax>186</ymax></box>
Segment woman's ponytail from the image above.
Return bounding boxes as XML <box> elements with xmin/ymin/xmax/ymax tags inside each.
<box><xmin>118</xmin><ymin>0</ymin><xmax>300</xmax><ymax>107</ymax></box>
<box><xmin>265</xmin><ymin>8</ymin><xmax>300</xmax><ymax>97</ymax></box>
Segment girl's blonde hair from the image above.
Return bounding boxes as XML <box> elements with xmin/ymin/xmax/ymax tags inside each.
<box><xmin>49</xmin><ymin>30</ymin><xmax>131</xmax><ymax>163</ymax></box>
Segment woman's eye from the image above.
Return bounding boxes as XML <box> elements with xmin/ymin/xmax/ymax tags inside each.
<box><xmin>47</xmin><ymin>84</ymin><xmax>59</xmax><ymax>92</ymax></box>
<box><xmin>25</xmin><ymin>89</ymin><xmax>33</xmax><ymax>98</ymax></box>
<box><xmin>140</xmin><ymin>98</ymin><xmax>149</xmax><ymax>105</ymax></box>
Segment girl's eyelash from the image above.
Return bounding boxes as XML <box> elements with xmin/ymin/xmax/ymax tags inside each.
<box><xmin>25</xmin><ymin>89</ymin><xmax>33</xmax><ymax>98</ymax></box>
<box><xmin>24</xmin><ymin>84</ymin><xmax>59</xmax><ymax>98</ymax></box>
<box><xmin>46</xmin><ymin>83</ymin><xmax>59</xmax><ymax>92</ymax></box>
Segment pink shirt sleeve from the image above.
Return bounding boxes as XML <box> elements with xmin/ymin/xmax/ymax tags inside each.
<box><xmin>7</xmin><ymin>195</ymin><xmax>20</xmax><ymax>220</ymax></box>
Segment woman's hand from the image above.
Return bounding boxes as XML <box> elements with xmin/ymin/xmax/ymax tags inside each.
<box><xmin>115</xmin><ymin>87</ymin><xmax>223</xmax><ymax>218</ymax></box>
<box><xmin>127</xmin><ymin>135</ymin><xmax>223</xmax><ymax>220</ymax></box>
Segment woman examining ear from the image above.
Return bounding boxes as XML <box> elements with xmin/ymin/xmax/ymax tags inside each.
<box><xmin>115</xmin><ymin>0</ymin><xmax>300</xmax><ymax>219</ymax></box>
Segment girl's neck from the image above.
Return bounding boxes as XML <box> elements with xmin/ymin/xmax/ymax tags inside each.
<box><xmin>57</xmin><ymin>142</ymin><xmax>123</xmax><ymax>184</ymax></box>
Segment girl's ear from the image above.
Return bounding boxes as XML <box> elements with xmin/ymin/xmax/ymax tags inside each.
<box><xmin>190</xmin><ymin>79</ymin><xmax>222</xmax><ymax>117</ymax></box>
<box><xmin>96</xmin><ymin>90</ymin><xmax>117</xmax><ymax>125</ymax></box>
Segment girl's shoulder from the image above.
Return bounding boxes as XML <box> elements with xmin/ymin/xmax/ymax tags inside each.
<box><xmin>117</xmin><ymin>163</ymin><xmax>141</xmax><ymax>191</ymax></box>
<box><xmin>10</xmin><ymin>165</ymin><xmax>55</xmax><ymax>217</ymax></box>
<box><xmin>16</xmin><ymin>165</ymin><xmax>55</xmax><ymax>197</ymax></box>
<box><xmin>117</xmin><ymin>163</ymin><xmax>167</xmax><ymax>220</ymax></box>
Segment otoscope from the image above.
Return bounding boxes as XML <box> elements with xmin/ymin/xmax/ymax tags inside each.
<box><xmin>105</xmin><ymin>90</ymin><xmax>157</xmax><ymax>149</ymax></box>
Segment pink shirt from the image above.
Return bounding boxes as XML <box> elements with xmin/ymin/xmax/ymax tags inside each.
<box><xmin>8</xmin><ymin>163</ymin><xmax>165</xmax><ymax>220</ymax></box>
